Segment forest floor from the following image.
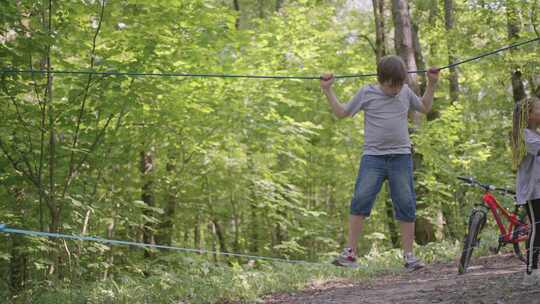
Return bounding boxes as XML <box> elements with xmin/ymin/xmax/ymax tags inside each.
<box><xmin>263</xmin><ymin>254</ymin><xmax>539</xmax><ymax>304</ymax></box>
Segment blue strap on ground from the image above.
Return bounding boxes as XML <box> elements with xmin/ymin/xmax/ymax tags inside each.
<box><xmin>0</xmin><ymin>224</ymin><xmax>320</xmax><ymax>265</ymax></box>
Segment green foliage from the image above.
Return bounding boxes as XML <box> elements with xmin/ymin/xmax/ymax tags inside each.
<box><xmin>0</xmin><ymin>0</ymin><xmax>538</xmax><ymax>303</ymax></box>
<box><xmin>9</xmin><ymin>246</ymin><xmax>464</xmax><ymax>304</ymax></box>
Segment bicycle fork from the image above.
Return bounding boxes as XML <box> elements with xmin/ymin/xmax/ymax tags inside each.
<box><xmin>467</xmin><ymin>207</ymin><xmax>488</xmax><ymax>248</ymax></box>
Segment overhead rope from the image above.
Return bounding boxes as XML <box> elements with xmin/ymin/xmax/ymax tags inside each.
<box><xmin>0</xmin><ymin>224</ymin><xmax>322</xmax><ymax>265</ymax></box>
<box><xmin>438</xmin><ymin>36</ymin><xmax>540</xmax><ymax>71</ymax></box>
<box><xmin>1</xmin><ymin>36</ymin><xmax>539</xmax><ymax>80</ymax></box>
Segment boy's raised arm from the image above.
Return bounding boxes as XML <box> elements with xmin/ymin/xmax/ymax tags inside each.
<box><xmin>418</xmin><ymin>68</ymin><xmax>440</xmax><ymax>114</ymax></box>
<box><xmin>320</xmin><ymin>73</ymin><xmax>350</xmax><ymax>118</ymax></box>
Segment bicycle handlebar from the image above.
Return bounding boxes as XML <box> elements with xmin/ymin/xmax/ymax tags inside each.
<box><xmin>457</xmin><ymin>176</ymin><xmax>516</xmax><ymax>196</ymax></box>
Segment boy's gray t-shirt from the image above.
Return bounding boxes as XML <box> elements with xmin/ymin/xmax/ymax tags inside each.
<box><xmin>344</xmin><ymin>84</ymin><xmax>423</xmax><ymax>155</ymax></box>
<box><xmin>516</xmin><ymin>128</ymin><xmax>540</xmax><ymax>204</ymax></box>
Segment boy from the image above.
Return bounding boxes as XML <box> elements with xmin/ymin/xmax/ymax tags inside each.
<box><xmin>320</xmin><ymin>55</ymin><xmax>439</xmax><ymax>270</ymax></box>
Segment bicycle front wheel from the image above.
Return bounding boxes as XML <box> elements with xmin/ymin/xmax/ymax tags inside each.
<box><xmin>458</xmin><ymin>210</ymin><xmax>486</xmax><ymax>274</ymax></box>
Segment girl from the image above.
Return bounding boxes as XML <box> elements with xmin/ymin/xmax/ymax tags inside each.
<box><xmin>512</xmin><ymin>96</ymin><xmax>540</xmax><ymax>282</ymax></box>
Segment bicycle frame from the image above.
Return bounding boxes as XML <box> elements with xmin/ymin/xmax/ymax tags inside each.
<box><xmin>458</xmin><ymin>176</ymin><xmax>528</xmax><ymax>274</ymax></box>
<box><xmin>479</xmin><ymin>191</ymin><xmax>528</xmax><ymax>244</ymax></box>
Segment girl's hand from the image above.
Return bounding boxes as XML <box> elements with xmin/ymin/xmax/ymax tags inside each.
<box><xmin>320</xmin><ymin>73</ymin><xmax>334</xmax><ymax>90</ymax></box>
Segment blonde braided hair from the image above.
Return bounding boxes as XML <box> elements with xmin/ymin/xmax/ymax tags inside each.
<box><xmin>512</xmin><ymin>97</ymin><xmax>540</xmax><ymax>171</ymax></box>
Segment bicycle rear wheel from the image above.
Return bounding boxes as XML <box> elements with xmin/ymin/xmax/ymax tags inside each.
<box><xmin>458</xmin><ymin>209</ymin><xmax>486</xmax><ymax>274</ymax></box>
<box><xmin>512</xmin><ymin>208</ymin><xmax>530</xmax><ymax>263</ymax></box>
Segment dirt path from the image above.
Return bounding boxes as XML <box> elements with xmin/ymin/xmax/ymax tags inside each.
<box><xmin>264</xmin><ymin>254</ymin><xmax>539</xmax><ymax>304</ymax></box>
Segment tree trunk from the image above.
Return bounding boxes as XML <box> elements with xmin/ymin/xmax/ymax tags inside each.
<box><xmin>212</xmin><ymin>219</ymin><xmax>228</xmax><ymax>253</ymax></box>
<box><xmin>230</xmin><ymin>191</ymin><xmax>240</xmax><ymax>254</ymax></box>
<box><xmin>445</xmin><ymin>0</ymin><xmax>460</xmax><ymax>103</ymax></box>
<box><xmin>437</xmin><ymin>0</ymin><xmax>463</xmax><ymax>239</ymax></box>
<box><xmin>257</xmin><ymin>0</ymin><xmax>265</xmax><ymax>18</ymax></box>
<box><xmin>507</xmin><ymin>0</ymin><xmax>526</xmax><ymax>102</ymax></box>
<box><xmin>392</xmin><ymin>0</ymin><xmax>424</xmax><ymax>129</ymax></box>
<box><xmin>246</xmin><ymin>153</ymin><xmax>260</xmax><ymax>254</ymax></box>
<box><xmin>275</xmin><ymin>222</ymin><xmax>285</xmax><ymax>246</ymax></box>
<box><xmin>140</xmin><ymin>151</ymin><xmax>156</xmax><ymax>258</ymax></box>
<box><xmin>233</xmin><ymin>0</ymin><xmax>240</xmax><ymax>29</ymax></box>
<box><xmin>249</xmin><ymin>202</ymin><xmax>259</xmax><ymax>254</ymax></box>
<box><xmin>276</xmin><ymin>0</ymin><xmax>285</xmax><ymax>11</ymax></box>
<box><xmin>41</xmin><ymin>0</ymin><xmax>64</xmax><ymax>279</ymax></box>
<box><xmin>372</xmin><ymin>0</ymin><xmax>387</xmax><ymax>62</ymax></box>
<box><xmin>392</xmin><ymin>0</ymin><xmax>437</xmax><ymax>244</ymax></box>
<box><xmin>209</xmin><ymin>222</ymin><xmax>217</xmax><ymax>262</ymax></box>
<box><xmin>411</xmin><ymin>22</ymin><xmax>426</xmax><ymax>94</ymax></box>
<box><xmin>391</xmin><ymin>0</ymin><xmax>419</xmax><ymax>93</ymax></box>
<box><xmin>194</xmin><ymin>213</ymin><xmax>201</xmax><ymax>250</ymax></box>
<box><xmin>156</xmin><ymin>162</ymin><xmax>176</xmax><ymax>246</ymax></box>
<box><xmin>9</xmin><ymin>188</ymin><xmax>27</xmax><ymax>294</ymax></box>
<box><xmin>102</xmin><ymin>220</ymin><xmax>115</xmax><ymax>280</ymax></box>
<box><xmin>9</xmin><ymin>235</ymin><xmax>27</xmax><ymax>294</ymax></box>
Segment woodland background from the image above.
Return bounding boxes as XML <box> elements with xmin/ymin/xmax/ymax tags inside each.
<box><xmin>0</xmin><ymin>0</ymin><xmax>539</xmax><ymax>303</ymax></box>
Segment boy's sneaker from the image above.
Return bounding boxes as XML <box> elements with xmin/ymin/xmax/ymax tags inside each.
<box><xmin>404</xmin><ymin>253</ymin><xmax>424</xmax><ymax>271</ymax></box>
<box><xmin>523</xmin><ymin>269</ymin><xmax>540</xmax><ymax>286</ymax></box>
<box><xmin>332</xmin><ymin>247</ymin><xmax>359</xmax><ymax>268</ymax></box>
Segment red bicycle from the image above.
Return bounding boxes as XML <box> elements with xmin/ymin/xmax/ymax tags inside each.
<box><xmin>457</xmin><ymin>176</ymin><xmax>529</xmax><ymax>274</ymax></box>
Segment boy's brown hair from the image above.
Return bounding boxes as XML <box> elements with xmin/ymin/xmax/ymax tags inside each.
<box><xmin>377</xmin><ymin>55</ymin><xmax>407</xmax><ymax>86</ymax></box>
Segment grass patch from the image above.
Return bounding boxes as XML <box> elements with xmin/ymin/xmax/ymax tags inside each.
<box><xmin>7</xmin><ymin>239</ymin><xmax>503</xmax><ymax>304</ymax></box>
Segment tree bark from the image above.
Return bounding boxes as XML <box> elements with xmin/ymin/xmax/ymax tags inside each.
<box><xmin>444</xmin><ymin>0</ymin><xmax>460</xmax><ymax>103</ymax></box>
<box><xmin>9</xmin><ymin>235</ymin><xmax>27</xmax><ymax>293</ymax></box>
<box><xmin>194</xmin><ymin>213</ymin><xmax>201</xmax><ymax>250</ymax></box>
<box><xmin>507</xmin><ymin>0</ymin><xmax>526</xmax><ymax>102</ymax></box>
<box><xmin>102</xmin><ymin>220</ymin><xmax>115</xmax><ymax>280</ymax></box>
<box><xmin>257</xmin><ymin>0</ymin><xmax>265</xmax><ymax>18</ymax></box>
<box><xmin>276</xmin><ymin>0</ymin><xmax>285</xmax><ymax>12</ymax></box>
<box><xmin>372</xmin><ymin>0</ymin><xmax>387</xmax><ymax>62</ymax></box>
<box><xmin>392</xmin><ymin>0</ymin><xmax>437</xmax><ymax>244</ymax></box>
<box><xmin>156</xmin><ymin>162</ymin><xmax>176</xmax><ymax>247</ymax></box>
<box><xmin>411</xmin><ymin>23</ymin><xmax>426</xmax><ymax>94</ymax></box>
<box><xmin>249</xmin><ymin>202</ymin><xmax>259</xmax><ymax>253</ymax></box>
<box><xmin>140</xmin><ymin>151</ymin><xmax>156</xmax><ymax>258</ymax></box>
<box><xmin>9</xmin><ymin>188</ymin><xmax>27</xmax><ymax>294</ymax></box>
<box><xmin>233</xmin><ymin>0</ymin><xmax>240</xmax><ymax>29</ymax></box>
<box><xmin>391</xmin><ymin>0</ymin><xmax>419</xmax><ymax>93</ymax></box>
<box><xmin>212</xmin><ymin>219</ymin><xmax>228</xmax><ymax>253</ymax></box>
<box><xmin>437</xmin><ymin>0</ymin><xmax>463</xmax><ymax>239</ymax></box>
<box><xmin>230</xmin><ymin>186</ymin><xmax>241</xmax><ymax>254</ymax></box>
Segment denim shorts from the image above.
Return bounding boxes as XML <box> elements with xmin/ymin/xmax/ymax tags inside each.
<box><xmin>350</xmin><ymin>154</ymin><xmax>417</xmax><ymax>222</ymax></box>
